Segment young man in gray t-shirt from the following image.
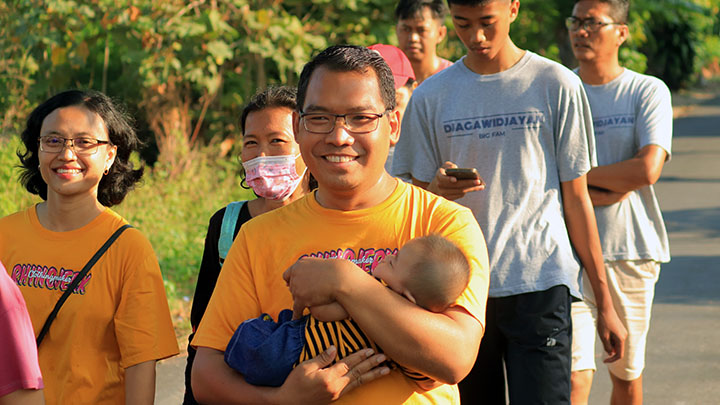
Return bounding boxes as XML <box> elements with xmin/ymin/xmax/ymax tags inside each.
<box><xmin>392</xmin><ymin>0</ymin><xmax>626</xmax><ymax>403</ymax></box>
<box><xmin>567</xmin><ymin>1</ymin><xmax>672</xmax><ymax>404</ymax></box>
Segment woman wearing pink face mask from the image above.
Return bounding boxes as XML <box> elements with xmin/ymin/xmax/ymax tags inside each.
<box><xmin>184</xmin><ymin>86</ymin><xmax>314</xmax><ymax>405</ymax></box>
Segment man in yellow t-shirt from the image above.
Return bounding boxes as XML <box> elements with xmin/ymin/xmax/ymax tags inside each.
<box><xmin>192</xmin><ymin>45</ymin><xmax>490</xmax><ymax>404</ymax></box>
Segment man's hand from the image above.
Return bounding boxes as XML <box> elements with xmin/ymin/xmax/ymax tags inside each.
<box><xmin>588</xmin><ymin>186</ymin><xmax>630</xmax><ymax>206</ymax></box>
<box><xmin>275</xmin><ymin>346</ymin><xmax>390</xmax><ymax>404</ymax></box>
<box><xmin>561</xmin><ymin>176</ymin><xmax>627</xmax><ymax>364</ymax></box>
<box><xmin>413</xmin><ymin>161</ymin><xmax>485</xmax><ymax>200</ymax></box>
<box><xmin>283</xmin><ymin>257</ymin><xmax>362</xmax><ymax>319</ymax></box>
<box><xmin>597</xmin><ymin>307</ymin><xmax>627</xmax><ymax>363</ymax></box>
<box><xmin>193</xmin><ymin>345</ymin><xmax>388</xmax><ymax>404</ymax></box>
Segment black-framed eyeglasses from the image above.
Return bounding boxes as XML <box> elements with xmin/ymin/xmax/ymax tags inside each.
<box><xmin>39</xmin><ymin>136</ymin><xmax>112</xmax><ymax>155</ymax></box>
<box><xmin>299</xmin><ymin>111</ymin><xmax>388</xmax><ymax>134</ymax></box>
<box><xmin>565</xmin><ymin>16</ymin><xmax>624</xmax><ymax>32</ymax></box>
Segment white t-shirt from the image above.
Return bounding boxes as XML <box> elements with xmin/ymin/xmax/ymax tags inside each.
<box><xmin>393</xmin><ymin>51</ymin><xmax>596</xmax><ymax>298</ymax></box>
<box><xmin>581</xmin><ymin>68</ymin><xmax>672</xmax><ymax>262</ymax></box>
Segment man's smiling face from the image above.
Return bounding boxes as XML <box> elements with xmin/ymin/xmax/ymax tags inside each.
<box><xmin>294</xmin><ymin>67</ymin><xmax>399</xmax><ymax>196</ymax></box>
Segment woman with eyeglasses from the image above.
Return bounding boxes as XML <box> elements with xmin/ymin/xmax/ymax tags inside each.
<box><xmin>183</xmin><ymin>86</ymin><xmax>315</xmax><ymax>405</ymax></box>
<box><xmin>0</xmin><ymin>89</ymin><xmax>179</xmax><ymax>405</ymax></box>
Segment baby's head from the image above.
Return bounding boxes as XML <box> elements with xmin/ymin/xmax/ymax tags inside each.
<box><xmin>373</xmin><ymin>234</ymin><xmax>471</xmax><ymax>312</ymax></box>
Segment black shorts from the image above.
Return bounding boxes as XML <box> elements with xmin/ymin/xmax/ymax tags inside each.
<box><xmin>459</xmin><ymin>285</ymin><xmax>572</xmax><ymax>404</ymax></box>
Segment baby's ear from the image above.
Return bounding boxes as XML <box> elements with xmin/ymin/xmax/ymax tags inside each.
<box><xmin>402</xmin><ymin>289</ymin><xmax>417</xmax><ymax>304</ymax></box>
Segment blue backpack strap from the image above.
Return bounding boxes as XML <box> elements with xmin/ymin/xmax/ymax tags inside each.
<box><xmin>219</xmin><ymin>201</ymin><xmax>247</xmax><ymax>265</ymax></box>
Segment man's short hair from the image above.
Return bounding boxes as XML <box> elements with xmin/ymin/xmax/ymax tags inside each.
<box><xmin>395</xmin><ymin>0</ymin><xmax>448</xmax><ymax>21</ymax></box>
<box><xmin>296</xmin><ymin>45</ymin><xmax>396</xmax><ymax>112</ymax></box>
<box><xmin>446</xmin><ymin>0</ymin><xmax>509</xmax><ymax>7</ymax></box>
<box><xmin>575</xmin><ymin>0</ymin><xmax>629</xmax><ymax>23</ymax></box>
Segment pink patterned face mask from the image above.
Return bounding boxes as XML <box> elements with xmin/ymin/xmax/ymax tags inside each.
<box><xmin>242</xmin><ymin>154</ymin><xmax>305</xmax><ymax>200</ymax></box>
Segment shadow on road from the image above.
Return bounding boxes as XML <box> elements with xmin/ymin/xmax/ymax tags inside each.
<box><xmin>655</xmin><ymin>255</ymin><xmax>720</xmax><ymax>305</ymax></box>
<box><xmin>664</xmin><ymin>207</ymin><xmax>720</xmax><ymax>238</ymax></box>
<box><xmin>674</xmin><ymin>115</ymin><xmax>720</xmax><ymax>137</ymax></box>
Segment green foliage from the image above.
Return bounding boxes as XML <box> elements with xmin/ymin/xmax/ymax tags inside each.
<box><xmin>2</xmin><ymin>0</ymin><xmax>718</xmax><ymax>147</ymax></box>
<box><xmin>633</xmin><ymin>0</ymin><xmax>718</xmax><ymax>89</ymax></box>
<box><xmin>0</xmin><ymin>137</ymin><xmax>42</xmax><ymax>215</ymax></box>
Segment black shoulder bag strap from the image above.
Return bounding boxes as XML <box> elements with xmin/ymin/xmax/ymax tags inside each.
<box><xmin>36</xmin><ymin>224</ymin><xmax>133</xmax><ymax>347</ymax></box>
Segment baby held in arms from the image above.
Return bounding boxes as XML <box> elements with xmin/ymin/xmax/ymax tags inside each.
<box><xmin>224</xmin><ymin>234</ymin><xmax>471</xmax><ymax>390</ymax></box>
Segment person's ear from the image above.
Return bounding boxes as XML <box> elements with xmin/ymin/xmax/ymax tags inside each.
<box><xmin>402</xmin><ymin>289</ymin><xmax>417</xmax><ymax>304</ymax></box>
<box><xmin>617</xmin><ymin>24</ymin><xmax>629</xmax><ymax>47</ymax></box>
<box><xmin>292</xmin><ymin>110</ymin><xmax>301</xmax><ymax>142</ymax></box>
<box><xmin>509</xmin><ymin>0</ymin><xmax>520</xmax><ymax>23</ymax></box>
<box><xmin>437</xmin><ymin>24</ymin><xmax>447</xmax><ymax>44</ymax></box>
<box><xmin>388</xmin><ymin>109</ymin><xmax>401</xmax><ymax>146</ymax></box>
<box><xmin>105</xmin><ymin>144</ymin><xmax>117</xmax><ymax>172</ymax></box>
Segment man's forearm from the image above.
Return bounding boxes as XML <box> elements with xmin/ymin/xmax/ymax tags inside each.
<box><xmin>335</xmin><ymin>270</ymin><xmax>482</xmax><ymax>384</ymax></box>
<box><xmin>562</xmin><ymin>179</ymin><xmax>614</xmax><ymax>309</ymax></box>
<box><xmin>587</xmin><ymin>162</ymin><xmax>651</xmax><ymax>193</ymax></box>
<box><xmin>588</xmin><ymin>186</ymin><xmax>629</xmax><ymax>207</ymax></box>
<box><xmin>587</xmin><ymin>145</ymin><xmax>667</xmax><ymax>193</ymax></box>
<box><xmin>193</xmin><ymin>347</ymin><xmax>277</xmax><ymax>404</ymax></box>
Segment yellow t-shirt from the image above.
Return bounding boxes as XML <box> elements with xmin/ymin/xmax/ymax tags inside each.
<box><xmin>0</xmin><ymin>206</ymin><xmax>179</xmax><ymax>404</ymax></box>
<box><xmin>193</xmin><ymin>181</ymin><xmax>490</xmax><ymax>404</ymax></box>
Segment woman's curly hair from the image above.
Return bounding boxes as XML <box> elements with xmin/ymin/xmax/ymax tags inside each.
<box><xmin>18</xmin><ymin>89</ymin><xmax>144</xmax><ymax>207</ymax></box>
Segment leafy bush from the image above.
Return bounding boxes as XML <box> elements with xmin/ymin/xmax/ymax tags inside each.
<box><xmin>0</xmin><ymin>136</ymin><xmax>41</xmax><ymax>214</ymax></box>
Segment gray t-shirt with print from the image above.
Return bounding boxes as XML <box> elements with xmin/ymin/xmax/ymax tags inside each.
<box><xmin>392</xmin><ymin>51</ymin><xmax>595</xmax><ymax>298</ymax></box>
<box><xmin>581</xmin><ymin>68</ymin><xmax>672</xmax><ymax>262</ymax></box>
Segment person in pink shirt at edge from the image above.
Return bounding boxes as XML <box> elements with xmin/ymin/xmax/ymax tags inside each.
<box><xmin>395</xmin><ymin>0</ymin><xmax>454</xmax><ymax>84</ymax></box>
<box><xmin>368</xmin><ymin>43</ymin><xmax>417</xmax><ymax>173</ymax></box>
<box><xmin>0</xmin><ymin>260</ymin><xmax>44</xmax><ymax>405</ymax></box>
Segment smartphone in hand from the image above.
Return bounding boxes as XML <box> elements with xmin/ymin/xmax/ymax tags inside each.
<box><xmin>445</xmin><ymin>168</ymin><xmax>480</xmax><ymax>180</ymax></box>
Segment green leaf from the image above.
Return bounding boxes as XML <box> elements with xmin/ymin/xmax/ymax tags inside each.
<box><xmin>207</xmin><ymin>40</ymin><xmax>233</xmax><ymax>64</ymax></box>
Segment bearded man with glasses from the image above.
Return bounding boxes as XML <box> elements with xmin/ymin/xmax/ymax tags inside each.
<box><xmin>567</xmin><ymin>1</ymin><xmax>673</xmax><ymax>404</ymax></box>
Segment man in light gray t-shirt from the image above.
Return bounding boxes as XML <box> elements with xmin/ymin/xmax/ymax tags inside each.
<box><xmin>567</xmin><ymin>1</ymin><xmax>673</xmax><ymax>404</ymax></box>
<box><xmin>392</xmin><ymin>0</ymin><xmax>626</xmax><ymax>403</ymax></box>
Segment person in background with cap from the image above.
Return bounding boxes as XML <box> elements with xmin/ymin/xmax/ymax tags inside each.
<box><xmin>395</xmin><ymin>0</ymin><xmax>453</xmax><ymax>84</ymax></box>
<box><xmin>368</xmin><ymin>44</ymin><xmax>417</xmax><ymax>173</ymax></box>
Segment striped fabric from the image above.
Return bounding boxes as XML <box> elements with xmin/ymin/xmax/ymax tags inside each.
<box><xmin>297</xmin><ymin>316</ymin><xmax>429</xmax><ymax>382</ymax></box>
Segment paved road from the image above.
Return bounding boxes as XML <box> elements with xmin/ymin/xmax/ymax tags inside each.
<box><xmin>155</xmin><ymin>89</ymin><xmax>720</xmax><ymax>404</ymax></box>
<box><xmin>587</xmin><ymin>90</ymin><xmax>720</xmax><ymax>404</ymax></box>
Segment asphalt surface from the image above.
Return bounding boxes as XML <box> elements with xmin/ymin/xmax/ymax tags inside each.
<box><xmin>154</xmin><ymin>88</ymin><xmax>720</xmax><ymax>404</ymax></box>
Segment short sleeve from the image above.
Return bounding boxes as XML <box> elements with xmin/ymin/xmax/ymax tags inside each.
<box><xmin>636</xmin><ymin>78</ymin><xmax>673</xmax><ymax>160</ymax></box>
<box><xmin>0</xmin><ymin>272</ymin><xmax>43</xmax><ymax>397</ymax></box>
<box><xmin>392</xmin><ymin>93</ymin><xmax>443</xmax><ymax>183</ymax></box>
<box><xmin>0</xmin><ymin>270</ymin><xmax>44</xmax><ymax>396</ymax></box>
<box><xmin>430</xmin><ymin>203</ymin><xmax>490</xmax><ymax>327</ymax></box>
<box><xmin>114</xmin><ymin>231</ymin><xmax>179</xmax><ymax>368</ymax></box>
<box><xmin>554</xmin><ymin>79</ymin><xmax>596</xmax><ymax>180</ymax></box>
